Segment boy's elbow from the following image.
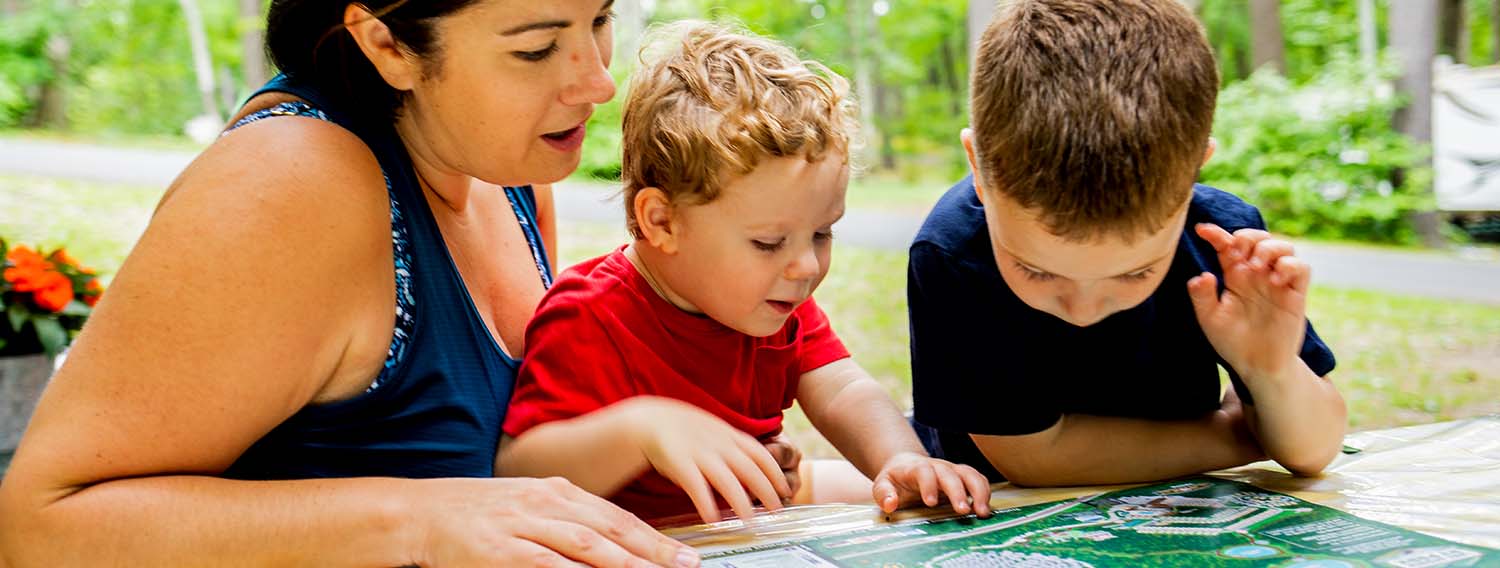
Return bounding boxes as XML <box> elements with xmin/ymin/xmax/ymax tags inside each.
<box><xmin>1276</xmin><ymin>446</ymin><xmax>1339</xmax><ymax>477</ymax></box>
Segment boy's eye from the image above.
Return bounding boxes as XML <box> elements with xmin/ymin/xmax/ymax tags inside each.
<box><xmin>814</xmin><ymin>230</ymin><xmax>835</xmax><ymax>243</ymax></box>
<box><xmin>1015</xmin><ymin>262</ymin><xmax>1056</xmax><ymax>282</ymax></box>
<box><xmin>515</xmin><ymin>43</ymin><xmax>559</xmax><ymax>62</ymax></box>
<box><xmin>1118</xmin><ymin>268</ymin><xmax>1155</xmax><ymax>282</ymax></box>
<box><xmin>752</xmin><ymin>238</ymin><xmax>785</xmax><ymax>252</ymax></box>
<box><xmin>594</xmin><ymin>10</ymin><xmax>615</xmax><ymax>28</ymax></box>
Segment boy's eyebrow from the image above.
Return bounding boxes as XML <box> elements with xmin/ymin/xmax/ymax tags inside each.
<box><xmin>500</xmin><ymin>0</ymin><xmax>614</xmax><ymax>36</ymax></box>
<box><xmin>1006</xmin><ymin>245</ymin><xmax>1172</xmax><ymax>279</ymax></box>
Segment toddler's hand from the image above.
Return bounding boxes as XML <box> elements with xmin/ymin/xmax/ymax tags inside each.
<box><xmin>619</xmin><ymin>397</ymin><xmax>791</xmax><ymax>524</ymax></box>
<box><xmin>871</xmin><ymin>452</ymin><xmax>992</xmax><ymax>517</ymax></box>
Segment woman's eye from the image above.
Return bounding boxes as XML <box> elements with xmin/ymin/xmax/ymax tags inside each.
<box><xmin>594</xmin><ymin>10</ymin><xmax>615</xmax><ymax>28</ymax></box>
<box><xmin>515</xmin><ymin>43</ymin><xmax>559</xmax><ymax>62</ymax></box>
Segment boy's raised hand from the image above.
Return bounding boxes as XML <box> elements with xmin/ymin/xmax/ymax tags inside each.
<box><xmin>618</xmin><ymin>396</ymin><xmax>791</xmax><ymax>524</ymax></box>
<box><xmin>871</xmin><ymin>452</ymin><xmax>993</xmax><ymax>517</ymax></box>
<box><xmin>1187</xmin><ymin>223</ymin><xmax>1311</xmax><ymax>382</ymax></box>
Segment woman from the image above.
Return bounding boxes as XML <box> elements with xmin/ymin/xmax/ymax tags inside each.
<box><xmin>0</xmin><ymin>1</ymin><xmax>751</xmax><ymax>565</ymax></box>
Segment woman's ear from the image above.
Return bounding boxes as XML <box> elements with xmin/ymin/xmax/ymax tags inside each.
<box><xmin>343</xmin><ymin>3</ymin><xmax>419</xmax><ymax>91</ymax></box>
<box><xmin>633</xmin><ymin>188</ymin><xmax>680</xmax><ymax>254</ymax></box>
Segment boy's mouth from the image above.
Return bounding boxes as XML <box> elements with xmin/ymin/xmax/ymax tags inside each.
<box><xmin>766</xmin><ymin>300</ymin><xmax>796</xmax><ymax>314</ymax></box>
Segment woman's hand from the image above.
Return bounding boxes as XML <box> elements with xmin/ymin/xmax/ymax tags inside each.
<box><xmin>619</xmin><ymin>397</ymin><xmax>792</xmax><ymax>524</ymax></box>
<box><xmin>416</xmin><ymin>476</ymin><xmax>700</xmax><ymax>567</ymax></box>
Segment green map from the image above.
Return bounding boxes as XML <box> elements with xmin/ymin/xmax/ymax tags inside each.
<box><xmin>701</xmin><ymin>477</ymin><xmax>1500</xmax><ymax>568</ymax></box>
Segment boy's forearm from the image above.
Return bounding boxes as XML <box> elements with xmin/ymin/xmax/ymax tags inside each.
<box><xmin>801</xmin><ymin>361</ymin><xmax>925</xmax><ymax>479</ymax></box>
<box><xmin>1240</xmin><ymin>362</ymin><xmax>1346</xmax><ymax>475</ymax></box>
<box><xmin>973</xmin><ymin>412</ymin><xmax>1264</xmax><ymax>487</ymax></box>
<box><xmin>496</xmin><ymin>408</ymin><xmax>651</xmax><ymax>497</ymax></box>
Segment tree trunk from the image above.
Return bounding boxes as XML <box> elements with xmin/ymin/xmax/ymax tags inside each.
<box><xmin>179</xmin><ymin>0</ymin><xmax>221</xmax><ymax>120</ymax></box>
<box><xmin>240</xmin><ymin>0</ymin><xmax>268</xmax><ymax>88</ymax></box>
<box><xmin>847</xmin><ymin>0</ymin><xmax>879</xmax><ymax>168</ymax></box>
<box><xmin>26</xmin><ymin>34</ymin><xmax>69</xmax><ymax>128</ymax></box>
<box><xmin>1437</xmin><ymin>0</ymin><xmax>1465</xmax><ymax>63</ymax></box>
<box><xmin>1389</xmin><ymin>0</ymin><xmax>1446</xmax><ymax>248</ymax></box>
<box><xmin>1248</xmin><ymin>0</ymin><xmax>1285</xmax><ymax>74</ymax></box>
<box><xmin>1358</xmin><ymin>0</ymin><xmax>1378</xmax><ymax>73</ymax></box>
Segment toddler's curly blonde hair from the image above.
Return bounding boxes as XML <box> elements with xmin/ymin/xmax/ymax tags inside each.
<box><xmin>620</xmin><ymin>20</ymin><xmax>858</xmax><ymax>238</ymax></box>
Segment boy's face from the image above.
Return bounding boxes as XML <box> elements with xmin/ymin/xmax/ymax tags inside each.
<box><xmin>641</xmin><ymin>154</ymin><xmax>849</xmax><ymax>337</ymax></box>
<box><xmin>975</xmin><ymin>186</ymin><xmax>1188</xmax><ymax>327</ymax></box>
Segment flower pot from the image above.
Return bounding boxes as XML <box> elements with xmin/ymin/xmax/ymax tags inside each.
<box><xmin>1</xmin><ymin>353</ymin><xmax>55</xmax><ymax>455</ymax></box>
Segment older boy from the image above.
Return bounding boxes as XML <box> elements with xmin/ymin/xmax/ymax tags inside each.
<box><xmin>498</xmin><ymin>22</ymin><xmax>991</xmax><ymax>524</ymax></box>
<box><xmin>908</xmin><ymin>0</ymin><xmax>1346</xmax><ymax>487</ymax></box>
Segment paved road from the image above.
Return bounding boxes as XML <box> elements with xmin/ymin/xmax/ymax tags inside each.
<box><xmin>5</xmin><ymin>136</ymin><xmax>1498</xmax><ymax>304</ymax></box>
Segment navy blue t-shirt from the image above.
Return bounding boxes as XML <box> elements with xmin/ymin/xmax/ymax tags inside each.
<box><xmin>907</xmin><ymin>175</ymin><xmax>1336</xmax><ymax>479</ymax></box>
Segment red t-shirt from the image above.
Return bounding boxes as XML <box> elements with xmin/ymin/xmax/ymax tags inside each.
<box><xmin>502</xmin><ymin>247</ymin><xmax>851</xmax><ymax>520</ymax></box>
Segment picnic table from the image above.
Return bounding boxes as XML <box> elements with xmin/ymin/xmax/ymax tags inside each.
<box><xmin>668</xmin><ymin>415</ymin><xmax>1500</xmax><ymax>566</ymax></box>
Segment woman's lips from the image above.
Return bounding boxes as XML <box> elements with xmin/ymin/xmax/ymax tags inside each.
<box><xmin>541</xmin><ymin>123</ymin><xmax>586</xmax><ymax>151</ymax></box>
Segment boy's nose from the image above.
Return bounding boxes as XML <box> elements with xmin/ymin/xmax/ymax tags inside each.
<box><xmin>1059</xmin><ymin>294</ymin><xmax>1111</xmax><ymax>327</ymax></box>
<box><xmin>784</xmin><ymin>247</ymin><xmax>822</xmax><ymax>281</ymax></box>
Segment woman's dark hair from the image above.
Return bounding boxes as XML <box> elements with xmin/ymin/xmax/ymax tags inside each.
<box><xmin>265</xmin><ymin>0</ymin><xmax>480</xmax><ymax>124</ymax></box>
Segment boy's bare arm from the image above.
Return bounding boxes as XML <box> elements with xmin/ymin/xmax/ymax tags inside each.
<box><xmin>800</xmin><ymin>359</ymin><xmax>992</xmax><ymax>515</ymax></box>
<box><xmin>496</xmin><ymin>405</ymin><xmax>654</xmax><ymax>498</ymax></box>
<box><xmin>1188</xmin><ymin>224</ymin><xmax>1346</xmax><ymax>475</ymax></box>
<box><xmin>798</xmin><ymin>358</ymin><xmax>926</xmax><ymax>478</ymax></box>
<box><xmin>969</xmin><ymin>404</ymin><xmax>1266</xmax><ymax>487</ymax></box>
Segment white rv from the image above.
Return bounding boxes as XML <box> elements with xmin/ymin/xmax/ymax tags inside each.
<box><xmin>1434</xmin><ymin>59</ymin><xmax>1500</xmax><ymax>241</ymax></box>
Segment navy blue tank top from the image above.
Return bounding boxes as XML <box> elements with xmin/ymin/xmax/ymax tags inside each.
<box><xmin>223</xmin><ymin>75</ymin><xmax>551</xmax><ymax>479</ymax></box>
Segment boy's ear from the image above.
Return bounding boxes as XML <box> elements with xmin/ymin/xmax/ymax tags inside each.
<box><xmin>634</xmin><ymin>187</ymin><xmax>679</xmax><ymax>254</ymax></box>
<box><xmin>961</xmin><ymin>128</ymin><xmax>989</xmax><ymax>205</ymax></box>
<box><xmin>344</xmin><ymin>3</ymin><xmax>419</xmax><ymax>91</ymax></box>
<box><xmin>1203</xmin><ymin>137</ymin><xmax>1217</xmax><ymax>167</ymax></box>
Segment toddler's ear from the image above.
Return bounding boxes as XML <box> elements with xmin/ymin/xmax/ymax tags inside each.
<box><xmin>633</xmin><ymin>187</ymin><xmax>679</xmax><ymax>254</ymax></box>
<box><xmin>1203</xmin><ymin>137</ymin><xmax>1217</xmax><ymax>167</ymax></box>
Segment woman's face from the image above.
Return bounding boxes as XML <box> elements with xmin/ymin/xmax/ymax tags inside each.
<box><xmin>400</xmin><ymin>0</ymin><xmax>617</xmax><ymax>186</ymax></box>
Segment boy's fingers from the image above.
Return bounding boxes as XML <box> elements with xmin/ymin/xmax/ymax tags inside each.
<box><xmin>724</xmin><ymin>447</ymin><xmax>785</xmax><ymax>512</ymax></box>
<box><xmin>915</xmin><ymin>462</ymin><xmax>940</xmax><ymax>507</ymax></box>
<box><xmin>1186</xmin><ymin>273</ymin><xmax>1220</xmax><ymax>316</ymax></box>
<box><xmin>738</xmin><ymin>436</ymin><xmax>792</xmax><ymax>499</ymax></box>
<box><xmin>1273</xmin><ymin>255</ymin><xmax>1312</xmax><ymax>292</ymax></box>
<box><xmin>676</xmin><ymin>469</ymin><xmax>722</xmax><ymax>525</ymax></box>
<box><xmin>871</xmin><ymin>476</ymin><xmax>900</xmax><ymax>513</ymax></box>
<box><xmin>932</xmin><ymin>464</ymin><xmax>972</xmax><ymax>515</ymax></box>
<box><xmin>957</xmin><ymin>465</ymin><xmax>993</xmax><ymax>517</ymax></box>
<box><xmin>1248</xmin><ymin>239</ymin><xmax>1295</xmax><ymax>270</ymax></box>
<box><xmin>700</xmin><ymin>459</ymin><xmax>758</xmax><ymax>523</ymax></box>
<box><xmin>1194</xmin><ymin>223</ymin><xmax>1234</xmax><ymax>252</ymax></box>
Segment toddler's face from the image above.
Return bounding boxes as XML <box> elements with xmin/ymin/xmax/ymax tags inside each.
<box><xmin>977</xmin><ymin>186</ymin><xmax>1187</xmax><ymax>328</ymax></box>
<box><xmin>651</xmin><ymin>154</ymin><xmax>848</xmax><ymax>337</ymax></box>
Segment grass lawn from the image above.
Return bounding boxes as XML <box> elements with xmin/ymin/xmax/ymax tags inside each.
<box><xmin>6</xmin><ymin>174</ymin><xmax>1497</xmax><ymax>460</ymax></box>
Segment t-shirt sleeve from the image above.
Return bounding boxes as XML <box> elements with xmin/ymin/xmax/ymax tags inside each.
<box><xmin>502</xmin><ymin>296</ymin><xmax>634</xmax><ymax>438</ymax></box>
<box><xmin>793</xmin><ymin>297</ymin><xmax>852</xmax><ymax>374</ymax></box>
<box><xmin>908</xmin><ymin>243</ymin><xmax>1062</xmax><ymax>436</ymax></box>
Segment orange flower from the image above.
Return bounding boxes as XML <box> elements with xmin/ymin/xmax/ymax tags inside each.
<box><xmin>83</xmin><ymin>279</ymin><xmax>103</xmax><ymax>307</ymax></box>
<box><xmin>30</xmin><ymin>270</ymin><xmax>73</xmax><ymax>312</ymax></box>
<box><xmin>5</xmin><ymin>263</ymin><xmax>57</xmax><ymax>292</ymax></box>
<box><xmin>47</xmin><ymin>248</ymin><xmax>81</xmax><ymax>269</ymax></box>
<box><xmin>6</xmin><ymin>245</ymin><xmax>51</xmax><ymax>275</ymax></box>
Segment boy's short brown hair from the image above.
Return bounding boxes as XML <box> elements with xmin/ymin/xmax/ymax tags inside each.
<box><xmin>970</xmin><ymin>0</ymin><xmax>1218</xmax><ymax>242</ymax></box>
<box><xmin>620</xmin><ymin>21</ymin><xmax>857</xmax><ymax>238</ymax></box>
